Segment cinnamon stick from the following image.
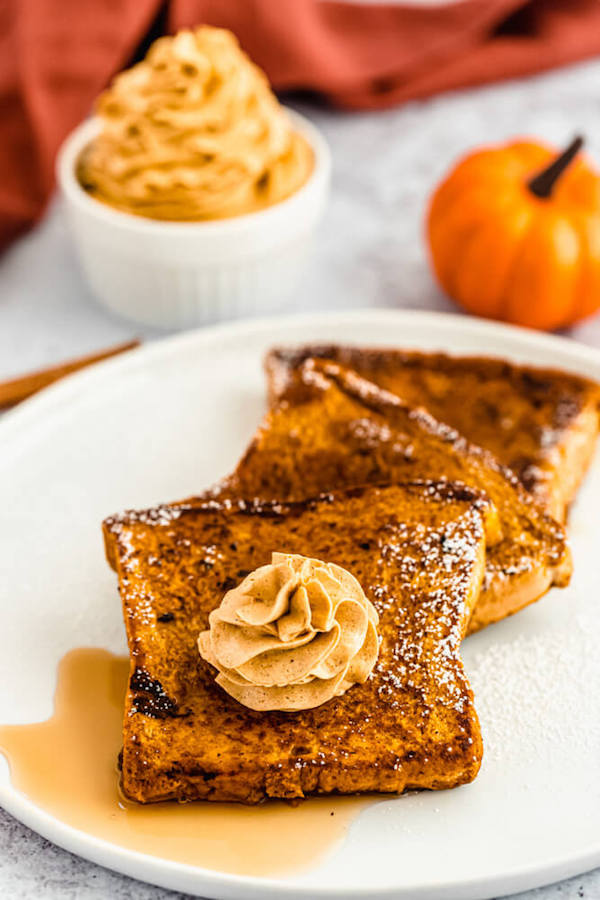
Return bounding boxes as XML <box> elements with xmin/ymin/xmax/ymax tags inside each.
<box><xmin>0</xmin><ymin>339</ymin><xmax>140</xmax><ymax>411</ymax></box>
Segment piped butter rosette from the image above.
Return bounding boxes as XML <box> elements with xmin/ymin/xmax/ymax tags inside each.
<box><xmin>77</xmin><ymin>26</ymin><xmax>313</xmax><ymax>221</ymax></box>
<box><xmin>198</xmin><ymin>552</ymin><xmax>380</xmax><ymax>712</ymax></box>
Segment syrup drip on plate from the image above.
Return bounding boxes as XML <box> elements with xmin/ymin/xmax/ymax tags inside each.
<box><xmin>0</xmin><ymin>649</ymin><xmax>372</xmax><ymax>877</ymax></box>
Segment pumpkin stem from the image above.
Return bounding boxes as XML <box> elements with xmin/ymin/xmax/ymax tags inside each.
<box><xmin>527</xmin><ymin>135</ymin><xmax>584</xmax><ymax>199</ymax></box>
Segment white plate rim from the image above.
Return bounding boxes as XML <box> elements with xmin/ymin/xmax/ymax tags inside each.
<box><xmin>1</xmin><ymin>307</ymin><xmax>599</xmax><ymax>900</ymax></box>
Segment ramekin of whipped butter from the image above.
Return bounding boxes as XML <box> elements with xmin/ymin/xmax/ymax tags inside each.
<box><xmin>57</xmin><ymin>27</ymin><xmax>330</xmax><ymax>328</ymax></box>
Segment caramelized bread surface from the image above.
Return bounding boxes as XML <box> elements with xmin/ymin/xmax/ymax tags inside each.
<box><xmin>266</xmin><ymin>345</ymin><xmax>600</xmax><ymax>518</ymax></box>
<box><xmin>105</xmin><ymin>482</ymin><xmax>495</xmax><ymax>804</ymax></box>
<box><xmin>218</xmin><ymin>359</ymin><xmax>571</xmax><ymax>633</ymax></box>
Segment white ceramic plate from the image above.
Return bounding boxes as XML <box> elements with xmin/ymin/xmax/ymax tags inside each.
<box><xmin>1</xmin><ymin>310</ymin><xmax>599</xmax><ymax>900</ymax></box>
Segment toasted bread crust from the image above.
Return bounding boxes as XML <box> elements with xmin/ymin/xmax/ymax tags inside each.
<box><xmin>214</xmin><ymin>359</ymin><xmax>571</xmax><ymax>634</ymax></box>
<box><xmin>266</xmin><ymin>345</ymin><xmax>600</xmax><ymax>519</ymax></box>
<box><xmin>105</xmin><ymin>483</ymin><xmax>493</xmax><ymax>803</ymax></box>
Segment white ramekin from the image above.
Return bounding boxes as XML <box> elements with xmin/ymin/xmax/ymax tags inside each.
<box><xmin>57</xmin><ymin>111</ymin><xmax>330</xmax><ymax>328</ymax></box>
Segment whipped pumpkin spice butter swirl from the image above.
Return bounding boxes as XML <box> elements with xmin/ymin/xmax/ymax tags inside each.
<box><xmin>77</xmin><ymin>27</ymin><xmax>314</xmax><ymax>221</ymax></box>
<box><xmin>198</xmin><ymin>552</ymin><xmax>380</xmax><ymax>711</ymax></box>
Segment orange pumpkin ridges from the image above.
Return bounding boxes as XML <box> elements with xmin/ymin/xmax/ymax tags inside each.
<box><xmin>426</xmin><ymin>135</ymin><xmax>600</xmax><ymax>331</ymax></box>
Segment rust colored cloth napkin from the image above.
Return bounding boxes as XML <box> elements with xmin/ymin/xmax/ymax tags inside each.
<box><xmin>3</xmin><ymin>0</ymin><xmax>600</xmax><ymax>251</ymax></box>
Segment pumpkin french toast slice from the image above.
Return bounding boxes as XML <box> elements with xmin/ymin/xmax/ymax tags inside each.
<box><xmin>104</xmin><ymin>482</ymin><xmax>497</xmax><ymax>803</ymax></box>
<box><xmin>216</xmin><ymin>359</ymin><xmax>571</xmax><ymax>634</ymax></box>
<box><xmin>266</xmin><ymin>345</ymin><xmax>600</xmax><ymax>519</ymax></box>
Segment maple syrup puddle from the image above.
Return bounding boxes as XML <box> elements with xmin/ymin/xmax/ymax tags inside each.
<box><xmin>0</xmin><ymin>648</ymin><xmax>373</xmax><ymax>878</ymax></box>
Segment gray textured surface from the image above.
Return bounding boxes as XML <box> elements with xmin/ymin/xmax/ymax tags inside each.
<box><xmin>1</xmin><ymin>54</ymin><xmax>600</xmax><ymax>900</ymax></box>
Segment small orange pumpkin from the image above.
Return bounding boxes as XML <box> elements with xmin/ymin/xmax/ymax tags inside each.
<box><xmin>426</xmin><ymin>136</ymin><xmax>600</xmax><ymax>331</ymax></box>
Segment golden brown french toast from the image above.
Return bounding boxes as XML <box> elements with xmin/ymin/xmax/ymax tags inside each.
<box><xmin>216</xmin><ymin>359</ymin><xmax>571</xmax><ymax>634</ymax></box>
<box><xmin>266</xmin><ymin>345</ymin><xmax>600</xmax><ymax>519</ymax></box>
<box><xmin>104</xmin><ymin>482</ymin><xmax>497</xmax><ymax>804</ymax></box>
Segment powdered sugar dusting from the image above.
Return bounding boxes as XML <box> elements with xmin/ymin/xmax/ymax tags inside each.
<box><xmin>466</xmin><ymin>610</ymin><xmax>600</xmax><ymax>768</ymax></box>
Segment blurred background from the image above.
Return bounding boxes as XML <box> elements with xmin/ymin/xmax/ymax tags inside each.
<box><xmin>3</xmin><ymin>0</ymin><xmax>600</xmax><ymax>370</ymax></box>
